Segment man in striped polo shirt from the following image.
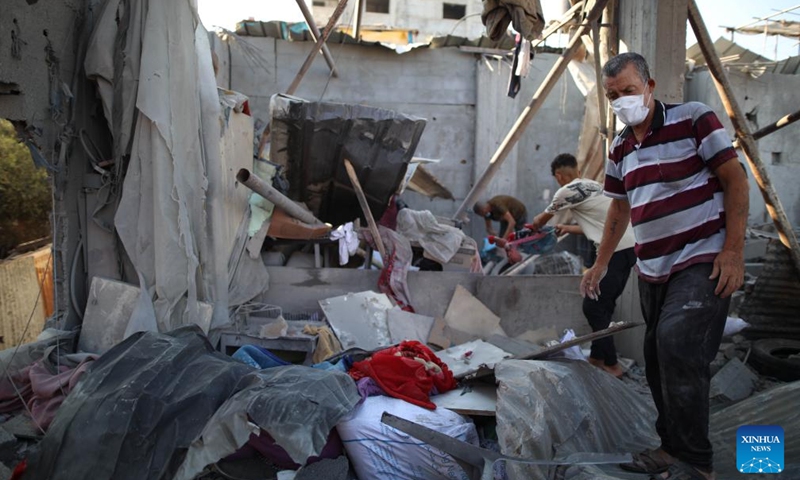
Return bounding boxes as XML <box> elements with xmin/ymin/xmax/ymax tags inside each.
<box><xmin>581</xmin><ymin>52</ymin><xmax>749</xmax><ymax>480</ymax></box>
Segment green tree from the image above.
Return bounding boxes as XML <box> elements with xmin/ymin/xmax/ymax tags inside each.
<box><xmin>0</xmin><ymin>119</ymin><xmax>52</xmax><ymax>258</ymax></box>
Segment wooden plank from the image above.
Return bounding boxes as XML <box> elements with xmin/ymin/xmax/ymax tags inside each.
<box><xmin>344</xmin><ymin>159</ymin><xmax>387</xmax><ymax>261</ymax></box>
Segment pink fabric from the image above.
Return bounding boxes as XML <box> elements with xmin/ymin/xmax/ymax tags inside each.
<box><xmin>0</xmin><ymin>356</ymin><xmax>96</xmax><ymax>431</ymax></box>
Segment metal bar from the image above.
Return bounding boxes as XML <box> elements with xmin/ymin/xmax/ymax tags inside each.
<box><xmin>452</xmin><ymin>0</ymin><xmax>609</xmax><ymax>221</ymax></box>
<box><xmin>732</xmin><ymin>108</ymin><xmax>800</xmax><ymax>148</ymax></box>
<box><xmin>295</xmin><ymin>0</ymin><xmax>340</xmax><ymax>77</ymax></box>
<box><xmin>344</xmin><ymin>159</ymin><xmax>387</xmax><ymax>261</ymax></box>
<box><xmin>689</xmin><ymin>0</ymin><xmax>800</xmax><ymax>277</ymax></box>
<box><xmin>236</xmin><ymin>168</ymin><xmax>324</xmax><ymax>225</ymax></box>
<box><xmin>734</xmin><ymin>3</ymin><xmax>800</xmax><ymax>30</ymax></box>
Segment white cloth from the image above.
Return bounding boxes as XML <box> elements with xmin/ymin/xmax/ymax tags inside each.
<box><xmin>331</xmin><ymin>222</ymin><xmax>358</xmax><ymax>265</ymax></box>
<box><xmin>396</xmin><ymin>209</ymin><xmax>465</xmax><ymax>264</ymax></box>
<box><xmin>545</xmin><ymin>178</ymin><xmax>636</xmax><ymax>252</ymax></box>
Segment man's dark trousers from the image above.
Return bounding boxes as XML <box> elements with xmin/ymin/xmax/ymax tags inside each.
<box><xmin>583</xmin><ymin>247</ymin><xmax>636</xmax><ymax>366</ymax></box>
<box><xmin>638</xmin><ymin>263</ymin><xmax>730</xmax><ymax>472</ymax></box>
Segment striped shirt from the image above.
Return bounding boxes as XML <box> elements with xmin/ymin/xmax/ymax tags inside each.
<box><xmin>604</xmin><ymin>101</ymin><xmax>738</xmax><ymax>283</ymax></box>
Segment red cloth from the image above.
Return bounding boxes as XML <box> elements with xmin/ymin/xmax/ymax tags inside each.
<box><xmin>349</xmin><ymin>341</ymin><xmax>457</xmax><ymax>409</ymax></box>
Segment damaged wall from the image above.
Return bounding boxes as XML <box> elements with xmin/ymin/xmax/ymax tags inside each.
<box><xmin>686</xmin><ymin>68</ymin><xmax>800</xmax><ymax>226</ymax></box>
<box><xmin>0</xmin><ymin>0</ymin><xmax>107</xmax><ymax>328</ymax></box>
<box><xmin>211</xmin><ymin>36</ymin><xmax>586</xmax><ymax>241</ymax></box>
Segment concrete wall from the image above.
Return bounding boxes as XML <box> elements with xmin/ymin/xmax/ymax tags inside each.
<box><xmin>618</xmin><ymin>0</ymin><xmax>687</xmax><ymax>103</ymax></box>
<box><xmin>312</xmin><ymin>0</ymin><xmax>485</xmax><ymax>40</ymax></box>
<box><xmin>685</xmin><ymin>69</ymin><xmax>800</xmax><ymax>226</ymax></box>
<box><xmin>259</xmin><ymin>266</ymin><xmax>646</xmax><ymax>361</ymax></box>
<box><xmin>473</xmin><ymin>54</ymin><xmax>585</xmax><ymax>238</ymax></box>
<box><xmin>212</xmin><ymin>36</ymin><xmax>586</xmax><ymax>240</ymax></box>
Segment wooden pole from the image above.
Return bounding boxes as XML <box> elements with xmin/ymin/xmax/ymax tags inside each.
<box><xmin>732</xmin><ymin>108</ymin><xmax>800</xmax><ymax>149</ymax></box>
<box><xmin>688</xmin><ymin>0</ymin><xmax>800</xmax><ymax>275</ymax></box>
<box><xmin>286</xmin><ymin>0</ymin><xmax>349</xmax><ymax>95</ymax></box>
<box><xmin>344</xmin><ymin>159</ymin><xmax>387</xmax><ymax>261</ymax></box>
<box><xmin>295</xmin><ymin>0</ymin><xmax>340</xmax><ymax>77</ymax></box>
<box><xmin>600</xmin><ymin>0</ymin><xmax>618</xmax><ymax>155</ymax></box>
<box><xmin>591</xmin><ymin>20</ymin><xmax>607</xmax><ymax>137</ymax></box>
<box><xmin>256</xmin><ymin>0</ymin><xmax>349</xmax><ymax>159</ymax></box>
<box><xmin>452</xmin><ymin>0</ymin><xmax>609</xmax><ymax>221</ymax></box>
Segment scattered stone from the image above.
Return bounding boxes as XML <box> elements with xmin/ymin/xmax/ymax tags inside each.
<box><xmin>710</xmin><ymin>357</ymin><xmax>757</xmax><ymax>405</ymax></box>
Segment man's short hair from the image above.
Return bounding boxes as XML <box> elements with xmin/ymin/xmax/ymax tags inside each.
<box><xmin>551</xmin><ymin>153</ymin><xmax>578</xmax><ymax>176</ymax></box>
<box><xmin>473</xmin><ymin>202</ymin><xmax>487</xmax><ymax>215</ymax></box>
<box><xmin>602</xmin><ymin>52</ymin><xmax>651</xmax><ymax>84</ymax></box>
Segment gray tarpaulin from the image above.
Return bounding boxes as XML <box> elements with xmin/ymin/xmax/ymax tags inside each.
<box><xmin>24</xmin><ymin>327</ymin><xmax>360</xmax><ymax>480</ymax></box>
<box><xmin>175</xmin><ymin>365</ymin><xmax>360</xmax><ymax>480</ymax></box>
<box><xmin>496</xmin><ymin>360</ymin><xmax>659</xmax><ymax>480</ymax></box>
<box><xmin>85</xmin><ymin>0</ymin><xmax>248</xmax><ymax>334</ymax></box>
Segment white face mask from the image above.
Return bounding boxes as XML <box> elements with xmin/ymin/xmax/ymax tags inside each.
<box><xmin>611</xmin><ymin>89</ymin><xmax>651</xmax><ymax>126</ymax></box>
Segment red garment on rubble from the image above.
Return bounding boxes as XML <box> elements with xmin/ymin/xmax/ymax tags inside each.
<box><xmin>348</xmin><ymin>341</ymin><xmax>457</xmax><ymax>409</ymax></box>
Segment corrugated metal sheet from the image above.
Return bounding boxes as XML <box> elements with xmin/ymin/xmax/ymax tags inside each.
<box><xmin>738</xmin><ymin>239</ymin><xmax>800</xmax><ymax>339</ymax></box>
<box><xmin>687</xmin><ymin>37</ymin><xmax>772</xmax><ymax>67</ymax></box>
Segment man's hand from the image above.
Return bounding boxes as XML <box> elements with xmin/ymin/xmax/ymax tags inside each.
<box><xmin>555</xmin><ymin>224</ymin><xmax>582</xmax><ymax>236</ymax></box>
<box><xmin>580</xmin><ymin>264</ymin><xmax>608</xmax><ymax>300</ymax></box>
<box><xmin>710</xmin><ymin>249</ymin><xmax>744</xmax><ymax>298</ymax></box>
<box><xmin>530</xmin><ymin>213</ymin><xmax>549</xmax><ymax>231</ymax></box>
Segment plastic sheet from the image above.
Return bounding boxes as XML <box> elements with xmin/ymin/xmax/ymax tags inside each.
<box><xmin>25</xmin><ymin>327</ymin><xmax>360</xmax><ymax>480</ymax></box>
<box><xmin>495</xmin><ymin>360</ymin><xmax>659</xmax><ymax>480</ymax></box>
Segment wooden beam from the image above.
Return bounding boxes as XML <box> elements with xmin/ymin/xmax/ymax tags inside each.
<box><xmin>732</xmin><ymin>108</ymin><xmax>800</xmax><ymax>148</ymax></box>
<box><xmin>688</xmin><ymin>0</ymin><xmax>800</xmax><ymax>276</ymax></box>
<box><xmin>452</xmin><ymin>0</ymin><xmax>609</xmax><ymax>221</ymax></box>
<box><xmin>591</xmin><ymin>19</ymin><xmax>607</xmax><ymax>137</ymax></box>
<box><xmin>295</xmin><ymin>0</ymin><xmax>340</xmax><ymax>77</ymax></box>
<box><xmin>344</xmin><ymin>159</ymin><xmax>387</xmax><ymax>261</ymax></box>
<box><xmin>600</xmin><ymin>0</ymin><xmax>618</xmax><ymax>155</ymax></box>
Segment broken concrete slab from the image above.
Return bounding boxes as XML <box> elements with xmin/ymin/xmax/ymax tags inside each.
<box><xmin>486</xmin><ymin>334</ymin><xmax>541</xmax><ymax>358</ymax></box>
<box><xmin>79</xmin><ymin>277</ymin><xmax>213</xmax><ymax>354</ymax></box>
<box><xmin>426</xmin><ymin>317</ymin><xmax>451</xmax><ymax>350</ymax></box>
<box><xmin>443</xmin><ymin>285</ymin><xmax>506</xmax><ymax>344</ymax></box>
<box><xmin>709</xmin><ymin>357</ymin><xmax>757</xmax><ymax>405</ymax></box>
<box><xmin>431</xmin><ymin>383</ymin><xmax>497</xmax><ymax>416</ymax></box>
<box><xmin>295</xmin><ymin>455</ymin><xmax>349</xmax><ymax>480</ymax></box>
<box><xmin>514</xmin><ymin>326</ymin><xmax>559</xmax><ymax>346</ymax></box>
<box><xmin>319</xmin><ymin>291</ymin><xmax>393</xmax><ymax>350</ymax></box>
<box><xmin>436</xmin><ymin>340</ymin><xmax>513</xmax><ymax>379</ymax></box>
<box><xmin>78</xmin><ymin>278</ymin><xmax>140</xmax><ymax>354</ymax></box>
<box><xmin>386</xmin><ymin>308</ymin><xmax>434</xmax><ymax>344</ymax></box>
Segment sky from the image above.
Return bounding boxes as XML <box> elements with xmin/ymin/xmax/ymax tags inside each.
<box><xmin>197</xmin><ymin>0</ymin><xmax>800</xmax><ymax>61</ymax></box>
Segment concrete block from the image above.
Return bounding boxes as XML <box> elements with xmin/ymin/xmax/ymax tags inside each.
<box><xmin>710</xmin><ymin>357</ymin><xmax>758</xmax><ymax>404</ymax></box>
<box><xmin>386</xmin><ymin>308</ymin><xmax>434</xmax><ymax>344</ymax></box>
<box><xmin>80</xmin><ymin>277</ymin><xmax>212</xmax><ymax>354</ymax></box>
<box><xmin>443</xmin><ymin>285</ymin><xmax>505</xmax><ymax>344</ymax></box>
<box><xmin>319</xmin><ymin>291</ymin><xmax>393</xmax><ymax>350</ymax></box>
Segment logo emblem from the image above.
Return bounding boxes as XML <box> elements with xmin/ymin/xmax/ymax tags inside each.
<box><xmin>737</xmin><ymin>425</ymin><xmax>784</xmax><ymax>474</ymax></box>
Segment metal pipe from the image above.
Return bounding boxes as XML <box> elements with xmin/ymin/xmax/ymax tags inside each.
<box><xmin>452</xmin><ymin>0</ymin><xmax>609</xmax><ymax>222</ymax></box>
<box><xmin>236</xmin><ymin>168</ymin><xmax>324</xmax><ymax>225</ymax></box>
